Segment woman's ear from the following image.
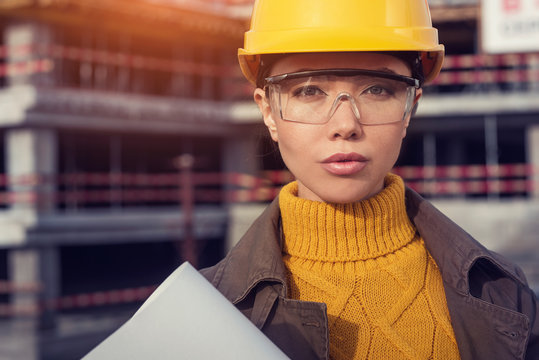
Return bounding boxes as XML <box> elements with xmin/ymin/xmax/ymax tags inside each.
<box><xmin>254</xmin><ymin>88</ymin><xmax>279</xmax><ymax>142</ymax></box>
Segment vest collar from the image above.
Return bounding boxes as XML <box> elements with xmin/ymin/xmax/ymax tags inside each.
<box><xmin>211</xmin><ymin>197</ymin><xmax>287</xmax><ymax>304</ymax></box>
<box><xmin>404</xmin><ymin>187</ymin><xmax>526</xmax><ymax>294</ymax></box>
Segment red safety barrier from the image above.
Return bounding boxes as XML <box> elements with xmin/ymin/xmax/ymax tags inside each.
<box><xmin>442</xmin><ymin>53</ymin><xmax>539</xmax><ymax>69</ymax></box>
<box><xmin>1</xmin><ymin>164</ymin><xmax>535</xmax><ymax>186</ymax></box>
<box><xmin>0</xmin><ymin>164</ymin><xmax>536</xmax><ymax>205</ymax></box>
<box><xmin>0</xmin><ymin>171</ymin><xmax>274</xmax><ymax>188</ymax></box>
<box><xmin>432</xmin><ymin>52</ymin><xmax>539</xmax><ymax>86</ymax></box>
<box><xmin>48</xmin><ymin>285</ymin><xmax>157</xmax><ymax>310</ymax></box>
<box><xmin>0</xmin><ymin>280</ymin><xmax>42</xmax><ymax>294</ymax></box>
<box><xmin>1</xmin><ymin>43</ymin><xmax>538</xmax><ymax>85</ymax></box>
<box><xmin>194</xmin><ymin>186</ymin><xmax>281</xmax><ymax>203</ymax></box>
<box><xmin>0</xmin><ymin>284</ymin><xmax>157</xmax><ymax>317</ymax></box>
<box><xmin>0</xmin><ymin>59</ymin><xmax>54</xmax><ymax>77</ymax></box>
<box><xmin>0</xmin><ymin>44</ymin><xmax>32</xmax><ymax>58</ymax></box>
<box><xmin>406</xmin><ymin>179</ymin><xmax>535</xmax><ymax>195</ymax></box>
<box><xmin>391</xmin><ymin>163</ymin><xmax>534</xmax><ymax>180</ymax></box>
<box><xmin>262</xmin><ymin>170</ymin><xmax>295</xmax><ymax>185</ymax></box>
<box><xmin>0</xmin><ymin>43</ymin><xmax>238</xmax><ymax>77</ymax></box>
<box><xmin>433</xmin><ymin>68</ymin><xmax>539</xmax><ymax>85</ymax></box>
<box><xmin>0</xmin><ymin>188</ymin><xmax>284</xmax><ymax>205</ymax></box>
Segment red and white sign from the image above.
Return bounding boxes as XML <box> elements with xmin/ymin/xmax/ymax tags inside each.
<box><xmin>482</xmin><ymin>0</ymin><xmax>539</xmax><ymax>53</ymax></box>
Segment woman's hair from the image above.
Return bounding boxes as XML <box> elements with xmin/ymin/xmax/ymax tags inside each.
<box><xmin>256</xmin><ymin>51</ymin><xmax>425</xmax><ymax>89</ymax></box>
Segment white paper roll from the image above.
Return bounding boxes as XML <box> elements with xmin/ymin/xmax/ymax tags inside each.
<box><xmin>83</xmin><ymin>262</ymin><xmax>290</xmax><ymax>360</ymax></box>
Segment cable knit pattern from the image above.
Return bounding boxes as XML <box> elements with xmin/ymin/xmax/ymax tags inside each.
<box><xmin>279</xmin><ymin>174</ymin><xmax>461</xmax><ymax>360</ymax></box>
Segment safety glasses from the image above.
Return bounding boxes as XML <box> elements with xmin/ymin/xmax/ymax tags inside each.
<box><xmin>264</xmin><ymin>69</ymin><xmax>420</xmax><ymax>125</ymax></box>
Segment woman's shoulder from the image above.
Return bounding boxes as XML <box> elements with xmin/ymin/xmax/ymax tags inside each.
<box><xmin>199</xmin><ymin>197</ymin><xmax>287</xmax><ymax>302</ymax></box>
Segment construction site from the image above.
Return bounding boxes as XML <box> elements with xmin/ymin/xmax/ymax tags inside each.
<box><xmin>0</xmin><ymin>0</ymin><xmax>538</xmax><ymax>358</ymax></box>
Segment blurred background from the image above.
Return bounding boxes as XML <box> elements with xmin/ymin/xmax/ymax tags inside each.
<box><xmin>0</xmin><ymin>0</ymin><xmax>538</xmax><ymax>358</ymax></box>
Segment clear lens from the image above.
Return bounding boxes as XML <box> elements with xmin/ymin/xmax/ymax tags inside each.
<box><xmin>267</xmin><ymin>73</ymin><xmax>417</xmax><ymax>125</ymax></box>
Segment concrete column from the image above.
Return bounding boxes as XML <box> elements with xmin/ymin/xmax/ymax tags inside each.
<box><xmin>5</xmin><ymin>24</ymin><xmax>34</xmax><ymax>87</ymax></box>
<box><xmin>527</xmin><ymin>125</ymin><xmax>539</xmax><ymax>198</ymax></box>
<box><xmin>5</xmin><ymin>128</ymin><xmax>60</xmax><ymax>330</ymax></box>
<box><xmin>8</xmin><ymin>247</ymin><xmax>59</xmax><ymax>329</ymax></box>
<box><xmin>5</xmin><ymin>23</ymin><xmax>53</xmax><ymax>87</ymax></box>
<box><xmin>222</xmin><ymin>135</ymin><xmax>263</xmax><ymax>250</ymax></box>
<box><xmin>8</xmin><ymin>249</ymin><xmax>40</xmax><ymax>316</ymax></box>
<box><xmin>6</xmin><ymin>128</ymin><xmax>57</xmax><ymax>215</ymax></box>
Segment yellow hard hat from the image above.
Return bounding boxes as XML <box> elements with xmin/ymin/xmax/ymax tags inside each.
<box><xmin>238</xmin><ymin>0</ymin><xmax>444</xmax><ymax>85</ymax></box>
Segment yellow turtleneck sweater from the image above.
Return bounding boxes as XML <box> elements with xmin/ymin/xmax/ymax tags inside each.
<box><xmin>279</xmin><ymin>174</ymin><xmax>461</xmax><ymax>360</ymax></box>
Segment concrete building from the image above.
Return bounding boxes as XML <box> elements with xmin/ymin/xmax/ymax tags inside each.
<box><xmin>0</xmin><ymin>1</ymin><xmax>255</xmax><ymax>358</ymax></box>
<box><xmin>0</xmin><ymin>0</ymin><xmax>538</xmax><ymax>358</ymax></box>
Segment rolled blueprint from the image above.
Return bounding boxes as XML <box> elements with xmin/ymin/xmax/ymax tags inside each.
<box><xmin>83</xmin><ymin>262</ymin><xmax>290</xmax><ymax>360</ymax></box>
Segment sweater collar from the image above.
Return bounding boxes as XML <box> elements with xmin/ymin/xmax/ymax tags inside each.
<box><xmin>278</xmin><ymin>174</ymin><xmax>417</xmax><ymax>261</ymax></box>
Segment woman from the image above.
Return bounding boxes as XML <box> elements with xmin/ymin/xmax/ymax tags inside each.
<box><xmin>201</xmin><ymin>1</ymin><xmax>539</xmax><ymax>359</ymax></box>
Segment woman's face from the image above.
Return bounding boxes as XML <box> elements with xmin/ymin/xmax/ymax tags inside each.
<box><xmin>254</xmin><ymin>52</ymin><xmax>421</xmax><ymax>203</ymax></box>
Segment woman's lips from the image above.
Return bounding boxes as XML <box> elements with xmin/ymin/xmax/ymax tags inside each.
<box><xmin>321</xmin><ymin>153</ymin><xmax>368</xmax><ymax>176</ymax></box>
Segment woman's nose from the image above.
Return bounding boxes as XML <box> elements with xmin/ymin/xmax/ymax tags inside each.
<box><xmin>327</xmin><ymin>96</ymin><xmax>363</xmax><ymax>140</ymax></box>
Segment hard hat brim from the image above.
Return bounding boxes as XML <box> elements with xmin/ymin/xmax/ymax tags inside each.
<box><xmin>239</xmin><ymin>27</ymin><xmax>444</xmax><ymax>85</ymax></box>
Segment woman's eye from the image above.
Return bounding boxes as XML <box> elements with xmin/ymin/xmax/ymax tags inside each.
<box><xmin>365</xmin><ymin>85</ymin><xmax>390</xmax><ymax>96</ymax></box>
<box><xmin>292</xmin><ymin>85</ymin><xmax>326</xmax><ymax>97</ymax></box>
